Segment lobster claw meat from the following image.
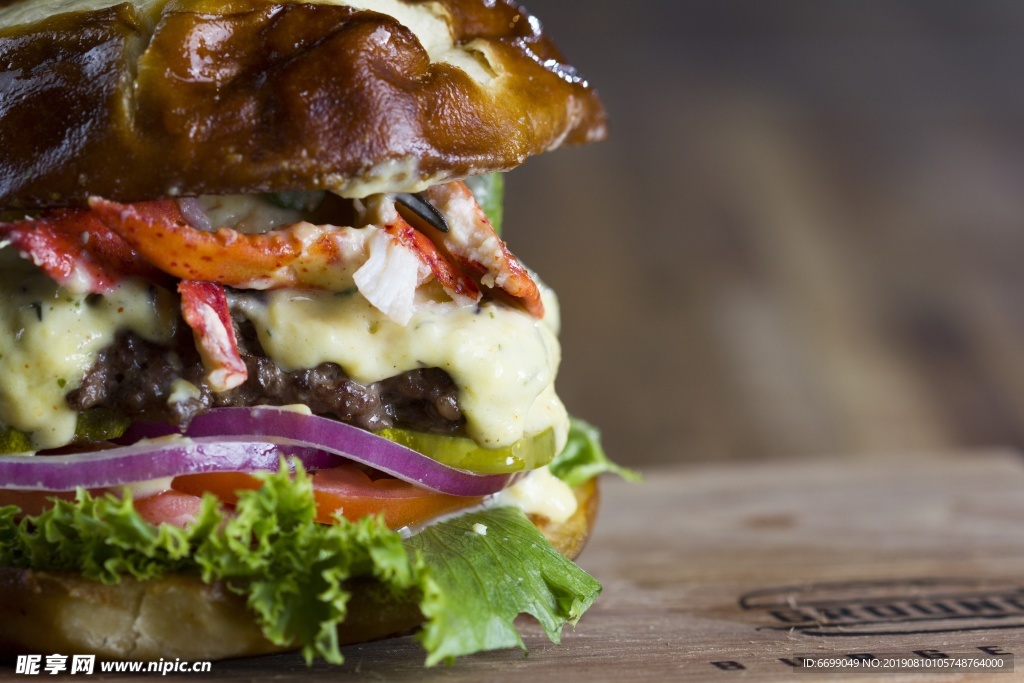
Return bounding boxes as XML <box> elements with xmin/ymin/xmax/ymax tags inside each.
<box><xmin>0</xmin><ymin>209</ymin><xmax>165</xmax><ymax>294</ymax></box>
<box><xmin>178</xmin><ymin>280</ymin><xmax>247</xmax><ymax>392</ymax></box>
<box><xmin>421</xmin><ymin>182</ymin><xmax>544</xmax><ymax>318</ymax></box>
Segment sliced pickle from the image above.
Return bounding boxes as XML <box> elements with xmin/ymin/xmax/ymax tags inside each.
<box><xmin>73</xmin><ymin>408</ymin><xmax>131</xmax><ymax>443</ymax></box>
<box><xmin>376</xmin><ymin>427</ymin><xmax>555</xmax><ymax>474</ymax></box>
<box><xmin>0</xmin><ymin>427</ymin><xmax>32</xmax><ymax>454</ymax></box>
<box><xmin>0</xmin><ymin>408</ymin><xmax>131</xmax><ymax>454</ymax></box>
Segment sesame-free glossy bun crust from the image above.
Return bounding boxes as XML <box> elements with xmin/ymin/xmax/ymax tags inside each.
<box><xmin>0</xmin><ymin>479</ymin><xmax>598</xmax><ymax>661</ymax></box>
<box><xmin>0</xmin><ymin>0</ymin><xmax>606</xmax><ymax>209</ymax></box>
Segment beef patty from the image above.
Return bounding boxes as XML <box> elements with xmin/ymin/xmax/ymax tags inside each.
<box><xmin>66</xmin><ymin>320</ymin><xmax>464</xmax><ymax>436</ymax></box>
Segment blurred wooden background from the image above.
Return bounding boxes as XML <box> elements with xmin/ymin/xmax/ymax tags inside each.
<box><xmin>506</xmin><ymin>1</ymin><xmax>1024</xmax><ymax>466</ymax></box>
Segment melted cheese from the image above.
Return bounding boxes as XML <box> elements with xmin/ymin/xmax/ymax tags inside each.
<box><xmin>197</xmin><ymin>195</ymin><xmax>307</xmax><ymax>234</ymax></box>
<box><xmin>0</xmin><ymin>249</ymin><xmax>568</xmax><ymax>453</ymax></box>
<box><xmin>234</xmin><ymin>282</ymin><xmax>568</xmax><ymax>450</ymax></box>
<box><xmin>0</xmin><ymin>250</ymin><xmax>176</xmax><ymax>448</ymax></box>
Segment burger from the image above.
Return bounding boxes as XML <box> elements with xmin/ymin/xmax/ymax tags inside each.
<box><xmin>0</xmin><ymin>0</ymin><xmax>631</xmax><ymax>666</ymax></box>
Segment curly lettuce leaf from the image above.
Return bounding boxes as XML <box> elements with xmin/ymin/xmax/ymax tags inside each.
<box><xmin>0</xmin><ymin>466</ymin><xmax>602</xmax><ymax>666</ymax></box>
<box><xmin>408</xmin><ymin>506</ymin><xmax>601</xmax><ymax>666</ymax></box>
<box><xmin>0</xmin><ymin>465</ymin><xmax>419</xmax><ymax>665</ymax></box>
<box><xmin>192</xmin><ymin>467</ymin><xmax>420</xmax><ymax>663</ymax></box>
<box><xmin>1</xmin><ymin>489</ymin><xmax>197</xmax><ymax>583</ymax></box>
<box><xmin>550</xmin><ymin>416</ymin><xmax>641</xmax><ymax>487</ymax></box>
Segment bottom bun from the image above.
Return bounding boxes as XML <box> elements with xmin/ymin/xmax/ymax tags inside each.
<box><xmin>0</xmin><ymin>479</ymin><xmax>598</xmax><ymax>661</ymax></box>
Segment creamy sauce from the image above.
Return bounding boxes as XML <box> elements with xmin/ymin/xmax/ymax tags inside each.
<box><xmin>109</xmin><ymin>475</ymin><xmax>175</xmax><ymax>500</ymax></box>
<box><xmin>0</xmin><ymin>250</ymin><xmax>176</xmax><ymax>448</ymax></box>
<box><xmin>197</xmin><ymin>195</ymin><xmax>307</xmax><ymax>234</ymax></box>
<box><xmin>234</xmin><ymin>282</ymin><xmax>568</xmax><ymax>450</ymax></box>
<box><xmin>399</xmin><ymin>466</ymin><xmax>578</xmax><ymax>538</ymax></box>
<box><xmin>166</xmin><ymin>378</ymin><xmax>201</xmax><ymax>407</ymax></box>
<box><xmin>490</xmin><ymin>466</ymin><xmax>578</xmax><ymax>524</ymax></box>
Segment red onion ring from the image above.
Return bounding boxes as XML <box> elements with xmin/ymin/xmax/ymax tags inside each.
<box><xmin>2</xmin><ymin>408</ymin><xmax>522</xmax><ymax>496</ymax></box>
<box><xmin>175</xmin><ymin>197</ymin><xmax>211</xmax><ymax>231</ymax></box>
<box><xmin>0</xmin><ymin>437</ymin><xmax>335</xmax><ymax>491</ymax></box>
<box><xmin>125</xmin><ymin>406</ymin><xmax>524</xmax><ymax>494</ymax></box>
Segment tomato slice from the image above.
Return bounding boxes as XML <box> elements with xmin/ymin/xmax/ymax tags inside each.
<box><xmin>0</xmin><ymin>489</ymin><xmax>80</xmax><ymax>516</ymax></box>
<box><xmin>133</xmin><ymin>490</ymin><xmax>204</xmax><ymax>528</ymax></box>
<box><xmin>1</xmin><ymin>465</ymin><xmax>481</xmax><ymax>530</ymax></box>
<box><xmin>0</xmin><ymin>487</ymin><xmax>203</xmax><ymax>529</ymax></box>
<box><xmin>171</xmin><ymin>471</ymin><xmax>261</xmax><ymax>501</ymax></box>
<box><xmin>311</xmin><ymin>465</ymin><xmax>482</xmax><ymax>528</ymax></box>
<box><xmin>171</xmin><ymin>464</ymin><xmax>482</xmax><ymax>529</ymax></box>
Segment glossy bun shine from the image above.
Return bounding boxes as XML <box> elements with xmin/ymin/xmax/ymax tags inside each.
<box><xmin>0</xmin><ymin>0</ymin><xmax>606</xmax><ymax>208</ymax></box>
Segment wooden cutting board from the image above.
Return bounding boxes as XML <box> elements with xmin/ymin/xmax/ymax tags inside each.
<box><xmin>58</xmin><ymin>452</ymin><xmax>1024</xmax><ymax>681</ymax></box>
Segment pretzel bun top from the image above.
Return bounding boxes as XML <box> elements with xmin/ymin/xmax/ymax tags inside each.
<box><xmin>0</xmin><ymin>0</ymin><xmax>606</xmax><ymax>208</ymax></box>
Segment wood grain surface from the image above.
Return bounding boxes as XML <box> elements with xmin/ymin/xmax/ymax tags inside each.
<box><xmin>50</xmin><ymin>452</ymin><xmax>1023</xmax><ymax>682</ymax></box>
<box><xmin>505</xmin><ymin>1</ymin><xmax>1024</xmax><ymax>467</ymax></box>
